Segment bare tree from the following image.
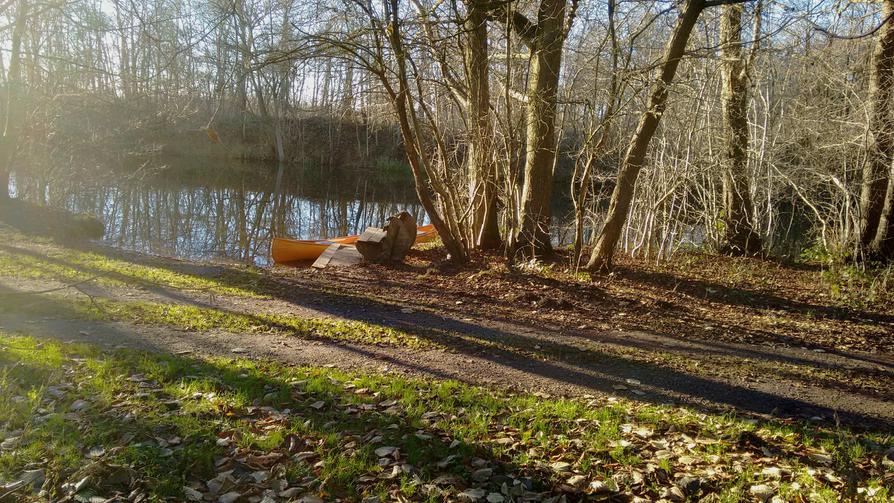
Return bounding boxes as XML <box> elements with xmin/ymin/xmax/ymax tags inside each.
<box><xmin>464</xmin><ymin>0</ymin><xmax>501</xmax><ymax>249</ymax></box>
<box><xmin>498</xmin><ymin>0</ymin><xmax>576</xmax><ymax>259</ymax></box>
<box><xmin>586</xmin><ymin>0</ymin><xmax>711</xmax><ymax>272</ymax></box>
<box><xmin>718</xmin><ymin>1</ymin><xmax>762</xmax><ymax>255</ymax></box>
<box><xmin>1</xmin><ymin>0</ymin><xmax>28</xmax><ymax>200</ymax></box>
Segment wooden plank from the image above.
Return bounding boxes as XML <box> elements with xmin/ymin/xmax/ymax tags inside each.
<box><xmin>311</xmin><ymin>243</ymin><xmax>342</xmax><ymax>269</ymax></box>
<box><xmin>358</xmin><ymin>227</ymin><xmax>388</xmax><ymax>243</ymax></box>
<box><xmin>312</xmin><ymin>244</ymin><xmax>363</xmax><ymax>269</ymax></box>
<box><xmin>328</xmin><ymin>245</ymin><xmax>363</xmax><ymax>268</ymax></box>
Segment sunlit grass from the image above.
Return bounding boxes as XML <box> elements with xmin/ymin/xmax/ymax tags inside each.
<box><xmin>0</xmin><ymin>237</ymin><xmax>268</xmax><ymax>298</ymax></box>
<box><xmin>0</xmin><ymin>293</ymin><xmax>436</xmax><ymax>349</ymax></box>
<box><xmin>0</xmin><ymin>334</ymin><xmax>889</xmax><ymax>502</ymax></box>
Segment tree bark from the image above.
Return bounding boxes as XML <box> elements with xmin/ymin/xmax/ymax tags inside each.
<box><xmin>1</xmin><ymin>0</ymin><xmax>29</xmax><ymax>201</ymax></box>
<box><xmin>465</xmin><ymin>0</ymin><xmax>501</xmax><ymax>250</ymax></box>
<box><xmin>860</xmin><ymin>0</ymin><xmax>894</xmax><ymax>250</ymax></box>
<box><xmin>871</xmin><ymin>162</ymin><xmax>894</xmax><ymax>258</ymax></box>
<box><xmin>586</xmin><ymin>0</ymin><xmax>705</xmax><ymax>273</ymax></box>
<box><xmin>512</xmin><ymin>0</ymin><xmax>567</xmax><ymax>259</ymax></box>
<box><xmin>719</xmin><ymin>2</ymin><xmax>762</xmax><ymax>255</ymax></box>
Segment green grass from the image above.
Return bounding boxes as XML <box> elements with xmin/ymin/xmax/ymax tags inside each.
<box><xmin>0</xmin><ymin>293</ymin><xmax>436</xmax><ymax>349</ymax></box>
<box><xmin>0</xmin><ymin>334</ymin><xmax>890</xmax><ymax>502</ymax></box>
<box><xmin>819</xmin><ymin>263</ymin><xmax>894</xmax><ymax>310</ymax></box>
<box><xmin>0</xmin><ymin>236</ymin><xmax>268</xmax><ymax>299</ymax></box>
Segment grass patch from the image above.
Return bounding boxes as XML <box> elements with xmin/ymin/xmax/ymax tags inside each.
<box><xmin>0</xmin><ymin>334</ymin><xmax>891</xmax><ymax>502</ymax></box>
<box><xmin>0</xmin><ymin>293</ymin><xmax>435</xmax><ymax>349</ymax></box>
<box><xmin>818</xmin><ymin>263</ymin><xmax>894</xmax><ymax>310</ymax></box>
<box><xmin>0</xmin><ymin>229</ymin><xmax>268</xmax><ymax>299</ymax></box>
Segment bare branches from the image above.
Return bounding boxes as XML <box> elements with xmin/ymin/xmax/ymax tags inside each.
<box><xmin>813</xmin><ymin>10</ymin><xmax>894</xmax><ymax>41</ymax></box>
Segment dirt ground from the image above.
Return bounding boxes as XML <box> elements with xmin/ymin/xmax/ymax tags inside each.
<box><xmin>1</xmin><ymin>236</ymin><xmax>892</xmax><ymax>431</ymax></box>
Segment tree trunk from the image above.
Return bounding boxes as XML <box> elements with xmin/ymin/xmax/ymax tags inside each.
<box><xmin>0</xmin><ymin>0</ymin><xmax>28</xmax><ymax>201</ymax></box>
<box><xmin>719</xmin><ymin>2</ymin><xmax>762</xmax><ymax>255</ymax></box>
<box><xmin>0</xmin><ymin>169</ymin><xmax>8</xmax><ymax>200</ymax></box>
<box><xmin>860</xmin><ymin>0</ymin><xmax>894</xmax><ymax>249</ymax></box>
<box><xmin>871</xmin><ymin>163</ymin><xmax>894</xmax><ymax>258</ymax></box>
<box><xmin>465</xmin><ymin>0</ymin><xmax>501</xmax><ymax>250</ymax></box>
<box><xmin>586</xmin><ymin>0</ymin><xmax>705</xmax><ymax>273</ymax></box>
<box><xmin>513</xmin><ymin>0</ymin><xmax>566</xmax><ymax>259</ymax></box>
<box><xmin>572</xmin><ymin>0</ymin><xmax>620</xmax><ymax>266</ymax></box>
<box><xmin>341</xmin><ymin>63</ymin><xmax>354</xmax><ymax>113</ymax></box>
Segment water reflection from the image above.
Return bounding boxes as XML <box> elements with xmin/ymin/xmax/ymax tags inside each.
<box><xmin>10</xmin><ymin>161</ymin><xmax>424</xmax><ymax>265</ymax></box>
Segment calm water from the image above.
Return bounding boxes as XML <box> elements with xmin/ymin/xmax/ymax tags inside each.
<box><xmin>9</xmin><ymin>161</ymin><xmax>424</xmax><ymax>265</ymax></box>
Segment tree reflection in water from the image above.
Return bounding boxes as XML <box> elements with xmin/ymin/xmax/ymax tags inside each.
<box><xmin>10</xmin><ymin>161</ymin><xmax>424</xmax><ymax>265</ymax></box>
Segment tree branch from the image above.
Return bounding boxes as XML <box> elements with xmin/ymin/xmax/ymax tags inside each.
<box><xmin>704</xmin><ymin>0</ymin><xmax>751</xmax><ymax>8</ymax></box>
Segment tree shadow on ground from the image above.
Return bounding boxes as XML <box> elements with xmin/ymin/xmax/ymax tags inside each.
<box><xmin>3</xmin><ymin>240</ymin><xmax>893</xmax><ymax>431</ymax></box>
<box><xmin>612</xmin><ymin>265</ymin><xmax>894</xmax><ymax>326</ymax></box>
<box><xmin>0</xmin><ymin>342</ymin><xmax>578</xmax><ymax>502</ymax></box>
<box><xmin>3</xmin><ymin>277</ymin><xmax>892</xmax><ymax>432</ymax></box>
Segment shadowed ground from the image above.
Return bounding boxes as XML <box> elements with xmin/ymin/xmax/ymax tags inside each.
<box><xmin>0</xmin><ymin>227</ymin><xmax>891</xmax><ymax>431</ymax></box>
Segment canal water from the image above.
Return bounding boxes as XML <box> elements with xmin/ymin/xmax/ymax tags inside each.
<box><xmin>9</xmin><ymin>160</ymin><xmax>424</xmax><ymax>265</ymax></box>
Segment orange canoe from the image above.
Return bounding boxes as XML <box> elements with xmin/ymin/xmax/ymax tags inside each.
<box><xmin>272</xmin><ymin>224</ymin><xmax>437</xmax><ymax>264</ymax></box>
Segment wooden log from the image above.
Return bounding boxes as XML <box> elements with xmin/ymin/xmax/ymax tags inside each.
<box><xmin>355</xmin><ymin>227</ymin><xmax>391</xmax><ymax>262</ymax></box>
<box><xmin>387</xmin><ymin>212</ymin><xmax>417</xmax><ymax>261</ymax></box>
<box><xmin>355</xmin><ymin>212</ymin><xmax>418</xmax><ymax>263</ymax></box>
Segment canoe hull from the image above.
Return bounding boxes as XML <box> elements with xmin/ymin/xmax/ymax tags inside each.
<box><xmin>272</xmin><ymin>224</ymin><xmax>437</xmax><ymax>264</ymax></box>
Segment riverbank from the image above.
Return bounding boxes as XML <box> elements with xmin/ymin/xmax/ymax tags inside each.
<box><xmin>0</xmin><ymin>224</ymin><xmax>892</xmax><ymax>501</ymax></box>
<box><xmin>0</xmin><ymin>199</ymin><xmax>103</xmax><ymax>241</ymax></box>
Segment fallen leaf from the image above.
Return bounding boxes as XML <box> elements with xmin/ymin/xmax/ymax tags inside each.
<box><xmin>471</xmin><ymin>468</ymin><xmax>492</xmax><ymax>482</ymax></box>
<box><xmin>749</xmin><ymin>484</ymin><xmax>774</xmax><ymax>502</ymax></box>
<box><xmin>70</xmin><ymin>399</ymin><xmax>89</xmax><ymax>411</ymax></box>
<box><xmin>183</xmin><ymin>487</ymin><xmax>203</xmax><ymax>501</ymax></box>
<box><xmin>459</xmin><ymin>488</ymin><xmax>486</xmax><ymax>501</ymax></box>
<box><xmin>374</xmin><ymin>446</ymin><xmax>397</xmax><ymax>458</ymax></box>
<box><xmin>550</xmin><ymin>461</ymin><xmax>572</xmax><ymax>473</ymax></box>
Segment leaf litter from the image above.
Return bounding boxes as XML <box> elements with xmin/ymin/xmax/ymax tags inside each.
<box><xmin>0</xmin><ymin>335</ymin><xmax>890</xmax><ymax>502</ymax></box>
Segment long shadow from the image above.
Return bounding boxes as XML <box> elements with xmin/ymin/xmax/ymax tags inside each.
<box><xmin>330</xmin><ymin>262</ymin><xmax>894</xmax><ymax>371</ymax></box>
<box><xmin>0</xmin><ymin>340</ymin><xmax>568</xmax><ymax>501</ymax></box>
<box><xmin>8</xmin><ymin>241</ymin><xmax>894</xmax><ymax>430</ymax></box>
<box><xmin>146</xmin><ymin>288</ymin><xmax>894</xmax><ymax>431</ymax></box>
<box><xmin>275</xmin><ymin>269</ymin><xmax>894</xmax><ymax>381</ymax></box>
<box><xmin>614</xmin><ymin>264</ymin><xmax>894</xmax><ymax>326</ymax></box>
<box><xmin>0</xmin><ymin>243</ymin><xmax>235</xmax><ymax>311</ymax></box>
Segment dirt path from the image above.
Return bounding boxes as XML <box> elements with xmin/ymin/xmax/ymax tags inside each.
<box><xmin>1</xmin><ymin>297</ymin><xmax>891</xmax><ymax>430</ymax></box>
<box><xmin>1</xmin><ymin>234</ymin><xmax>892</xmax><ymax>430</ymax></box>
